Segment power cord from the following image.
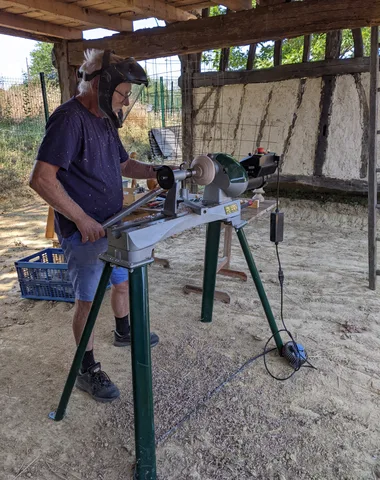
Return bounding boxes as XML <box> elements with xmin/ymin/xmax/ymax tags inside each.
<box><xmin>263</xmin><ymin>159</ymin><xmax>316</xmax><ymax>381</ymax></box>
<box><xmin>156</xmin><ymin>346</ymin><xmax>278</xmax><ymax>445</ymax></box>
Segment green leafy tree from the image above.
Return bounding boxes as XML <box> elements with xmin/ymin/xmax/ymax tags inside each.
<box><xmin>29</xmin><ymin>42</ymin><xmax>58</xmax><ymax>83</ymax></box>
<box><xmin>202</xmin><ymin>9</ymin><xmax>372</xmax><ymax>72</ymax></box>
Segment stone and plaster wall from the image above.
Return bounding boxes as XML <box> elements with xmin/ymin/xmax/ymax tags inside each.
<box><xmin>192</xmin><ymin>73</ymin><xmax>371</xmax><ymax>192</ymax></box>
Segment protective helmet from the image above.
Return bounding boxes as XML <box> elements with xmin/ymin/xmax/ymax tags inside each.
<box><xmin>78</xmin><ymin>50</ymin><xmax>148</xmax><ymax>128</ymax></box>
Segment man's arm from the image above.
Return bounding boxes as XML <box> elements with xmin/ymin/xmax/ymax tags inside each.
<box><xmin>29</xmin><ymin>160</ymin><xmax>105</xmax><ymax>243</ymax></box>
<box><xmin>120</xmin><ymin>158</ymin><xmax>156</xmax><ymax>179</ymax></box>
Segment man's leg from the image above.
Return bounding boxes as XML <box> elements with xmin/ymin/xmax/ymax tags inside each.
<box><xmin>111</xmin><ymin>280</ymin><xmax>129</xmax><ymax>318</ymax></box>
<box><xmin>72</xmin><ymin>299</ymin><xmax>97</xmax><ymax>372</ymax></box>
<box><xmin>60</xmin><ymin>231</ymin><xmax>120</xmax><ymax>402</ymax></box>
<box><xmin>73</xmin><ymin>299</ymin><xmax>93</xmax><ymax>347</ymax></box>
<box><xmin>110</xmin><ymin>273</ymin><xmax>159</xmax><ymax>348</ymax></box>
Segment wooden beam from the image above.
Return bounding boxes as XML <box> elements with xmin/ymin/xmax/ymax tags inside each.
<box><xmin>0</xmin><ymin>25</ymin><xmax>62</xmax><ymax>42</ymax></box>
<box><xmin>0</xmin><ymin>11</ymin><xmax>82</xmax><ymax>39</ymax></box>
<box><xmin>168</xmin><ymin>1</ymin><xmax>210</xmax><ymax>10</ymax></box>
<box><xmin>214</xmin><ymin>0</ymin><xmax>252</xmax><ymax>10</ymax></box>
<box><xmin>257</xmin><ymin>0</ymin><xmax>288</xmax><ymax>5</ymax></box>
<box><xmin>2</xmin><ymin>0</ymin><xmax>133</xmax><ymax>32</ymax></box>
<box><xmin>107</xmin><ymin>0</ymin><xmax>196</xmax><ymax>22</ymax></box>
<box><xmin>352</xmin><ymin>28</ymin><xmax>364</xmax><ymax>57</ymax></box>
<box><xmin>68</xmin><ymin>0</ymin><xmax>380</xmax><ymax>64</ymax></box>
<box><xmin>190</xmin><ymin>58</ymin><xmax>371</xmax><ymax>88</ymax></box>
<box><xmin>266</xmin><ymin>174</ymin><xmax>369</xmax><ymax>194</ymax></box>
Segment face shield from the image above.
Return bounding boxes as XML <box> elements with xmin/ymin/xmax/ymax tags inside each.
<box><xmin>78</xmin><ymin>50</ymin><xmax>148</xmax><ymax>129</ymax></box>
<box><xmin>114</xmin><ymin>83</ymin><xmax>146</xmax><ymax>127</ymax></box>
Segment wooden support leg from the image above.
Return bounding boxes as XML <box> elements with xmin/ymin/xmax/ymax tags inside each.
<box><xmin>153</xmin><ymin>251</ymin><xmax>170</xmax><ymax>268</ymax></box>
<box><xmin>218</xmin><ymin>267</ymin><xmax>248</xmax><ymax>281</ymax></box>
<box><xmin>45</xmin><ymin>206</ymin><xmax>55</xmax><ymax>239</ymax></box>
<box><xmin>45</xmin><ymin>206</ymin><xmax>60</xmax><ymax>247</ymax></box>
<box><xmin>217</xmin><ymin>224</ymin><xmax>248</xmax><ymax>281</ymax></box>
<box><xmin>183</xmin><ymin>284</ymin><xmax>230</xmax><ymax>304</ymax></box>
<box><xmin>182</xmin><ymin>223</ymin><xmax>248</xmax><ymax>304</ymax></box>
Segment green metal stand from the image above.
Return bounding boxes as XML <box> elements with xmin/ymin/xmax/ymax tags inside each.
<box><xmin>50</xmin><ymin>220</ymin><xmax>281</xmax><ymax>480</ymax></box>
<box><xmin>129</xmin><ymin>265</ymin><xmax>156</xmax><ymax>479</ymax></box>
<box><xmin>236</xmin><ymin>227</ymin><xmax>283</xmax><ymax>352</ymax></box>
<box><xmin>50</xmin><ymin>262</ymin><xmax>113</xmax><ymax>421</ymax></box>
<box><xmin>50</xmin><ymin>260</ymin><xmax>157</xmax><ymax>478</ymax></box>
<box><xmin>201</xmin><ymin>221</ymin><xmax>222</xmax><ymax>323</ymax></box>
<box><xmin>200</xmin><ymin>223</ymin><xmax>282</xmax><ymax>352</ymax></box>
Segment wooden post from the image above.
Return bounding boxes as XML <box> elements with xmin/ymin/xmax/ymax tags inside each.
<box><xmin>303</xmin><ymin>35</ymin><xmax>311</xmax><ymax>62</ymax></box>
<box><xmin>53</xmin><ymin>41</ymin><xmax>77</xmax><ymax>103</ymax></box>
<box><xmin>325</xmin><ymin>30</ymin><xmax>342</xmax><ymax>60</ymax></box>
<box><xmin>274</xmin><ymin>40</ymin><xmax>282</xmax><ymax>66</ymax></box>
<box><xmin>179</xmin><ymin>7</ymin><xmax>205</xmax><ymax>193</ymax></box>
<box><xmin>219</xmin><ymin>47</ymin><xmax>230</xmax><ymax>71</ymax></box>
<box><xmin>368</xmin><ymin>26</ymin><xmax>378</xmax><ymax>290</ymax></box>
<box><xmin>219</xmin><ymin>9</ymin><xmax>231</xmax><ymax>72</ymax></box>
<box><xmin>246</xmin><ymin>43</ymin><xmax>257</xmax><ymax>70</ymax></box>
<box><xmin>258</xmin><ymin>0</ymin><xmax>284</xmax><ymax>67</ymax></box>
<box><xmin>45</xmin><ymin>205</ymin><xmax>55</xmax><ymax>239</ymax></box>
<box><xmin>180</xmin><ymin>53</ymin><xmax>198</xmax><ymax>192</ymax></box>
<box><xmin>352</xmin><ymin>28</ymin><xmax>364</xmax><ymax>58</ymax></box>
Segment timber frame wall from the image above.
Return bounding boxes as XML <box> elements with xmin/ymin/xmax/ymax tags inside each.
<box><xmin>177</xmin><ymin>14</ymin><xmax>371</xmax><ymax>193</ymax></box>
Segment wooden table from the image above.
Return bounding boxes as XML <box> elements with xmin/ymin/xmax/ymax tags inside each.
<box><xmin>183</xmin><ymin>200</ymin><xmax>276</xmax><ymax>304</ymax></box>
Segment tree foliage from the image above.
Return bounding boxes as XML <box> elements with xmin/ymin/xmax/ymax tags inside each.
<box><xmin>202</xmin><ymin>6</ymin><xmax>371</xmax><ymax>71</ymax></box>
<box><xmin>28</xmin><ymin>42</ymin><xmax>58</xmax><ymax>83</ymax></box>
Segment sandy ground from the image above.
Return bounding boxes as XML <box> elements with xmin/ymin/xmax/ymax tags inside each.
<box><xmin>1</xmin><ymin>192</ymin><xmax>380</xmax><ymax>480</ymax></box>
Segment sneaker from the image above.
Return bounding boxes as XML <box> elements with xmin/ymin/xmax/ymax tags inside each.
<box><xmin>75</xmin><ymin>362</ymin><xmax>120</xmax><ymax>403</ymax></box>
<box><xmin>113</xmin><ymin>330</ymin><xmax>160</xmax><ymax>348</ymax></box>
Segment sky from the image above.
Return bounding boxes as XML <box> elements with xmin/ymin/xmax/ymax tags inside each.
<box><xmin>0</xmin><ymin>18</ymin><xmax>171</xmax><ymax>79</ymax></box>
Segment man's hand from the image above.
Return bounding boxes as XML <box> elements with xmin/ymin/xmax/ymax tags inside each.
<box><xmin>76</xmin><ymin>214</ymin><xmax>105</xmax><ymax>243</ymax></box>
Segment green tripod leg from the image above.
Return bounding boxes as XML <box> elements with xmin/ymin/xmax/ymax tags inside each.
<box><xmin>50</xmin><ymin>262</ymin><xmax>113</xmax><ymax>421</ymax></box>
<box><xmin>129</xmin><ymin>265</ymin><xmax>156</xmax><ymax>479</ymax></box>
<box><xmin>236</xmin><ymin>227</ymin><xmax>283</xmax><ymax>352</ymax></box>
<box><xmin>201</xmin><ymin>221</ymin><xmax>222</xmax><ymax>323</ymax></box>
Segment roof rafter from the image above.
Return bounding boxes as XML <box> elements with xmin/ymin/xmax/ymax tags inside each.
<box><xmin>0</xmin><ymin>10</ymin><xmax>82</xmax><ymax>39</ymax></box>
<box><xmin>212</xmin><ymin>0</ymin><xmax>252</xmax><ymax>11</ymax></box>
<box><xmin>0</xmin><ymin>24</ymin><xmax>62</xmax><ymax>42</ymax></box>
<box><xmin>1</xmin><ymin>0</ymin><xmax>133</xmax><ymax>32</ymax></box>
<box><xmin>167</xmin><ymin>1</ymin><xmax>210</xmax><ymax>9</ymax></box>
<box><xmin>108</xmin><ymin>0</ymin><xmax>197</xmax><ymax>22</ymax></box>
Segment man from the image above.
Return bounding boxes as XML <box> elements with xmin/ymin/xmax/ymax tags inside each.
<box><xmin>30</xmin><ymin>49</ymin><xmax>159</xmax><ymax>403</ymax></box>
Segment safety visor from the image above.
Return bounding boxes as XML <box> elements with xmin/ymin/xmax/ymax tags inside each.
<box><xmin>79</xmin><ymin>51</ymin><xmax>148</xmax><ymax>128</ymax></box>
<box><xmin>98</xmin><ymin>57</ymin><xmax>148</xmax><ymax>128</ymax></box>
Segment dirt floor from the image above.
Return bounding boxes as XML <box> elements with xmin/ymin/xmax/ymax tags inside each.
<box><xmin>1</xmin><ymin>191</ymin><xmax>380</xmax><ymax>480</ymax></box>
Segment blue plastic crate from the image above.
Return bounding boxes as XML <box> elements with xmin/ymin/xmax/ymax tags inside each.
<box><xmin>15</xmin><ymin>248</ymin><xmax>75</xmax><ymax>302</ymax></box>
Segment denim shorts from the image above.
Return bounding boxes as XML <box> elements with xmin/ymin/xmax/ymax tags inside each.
<box><xmin>60</xmin><ymin>231</ymin><xmax>129</xmax><ymax>302</ymax></box>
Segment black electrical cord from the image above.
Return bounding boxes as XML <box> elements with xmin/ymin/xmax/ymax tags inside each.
<box><xmin>156</xmin><ymin>346</ymin><xmax>277</xmax><ymax>445</ymax></box>
<box><xmin>263</xmin><ymin>161</ymin><xmax>316</xmax><ymax>381</ymax></box>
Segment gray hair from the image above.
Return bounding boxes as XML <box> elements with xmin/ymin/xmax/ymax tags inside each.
<box><xmin>78</xmin><ymin>49</ymin><xmax>125</xmax><ymax>95</ymax></box>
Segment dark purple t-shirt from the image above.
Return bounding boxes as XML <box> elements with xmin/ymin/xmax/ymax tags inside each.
<box><xmin>37</xmin><ymin>97</ymin><xmax>128</xmax><ymax>238</ymax></box>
